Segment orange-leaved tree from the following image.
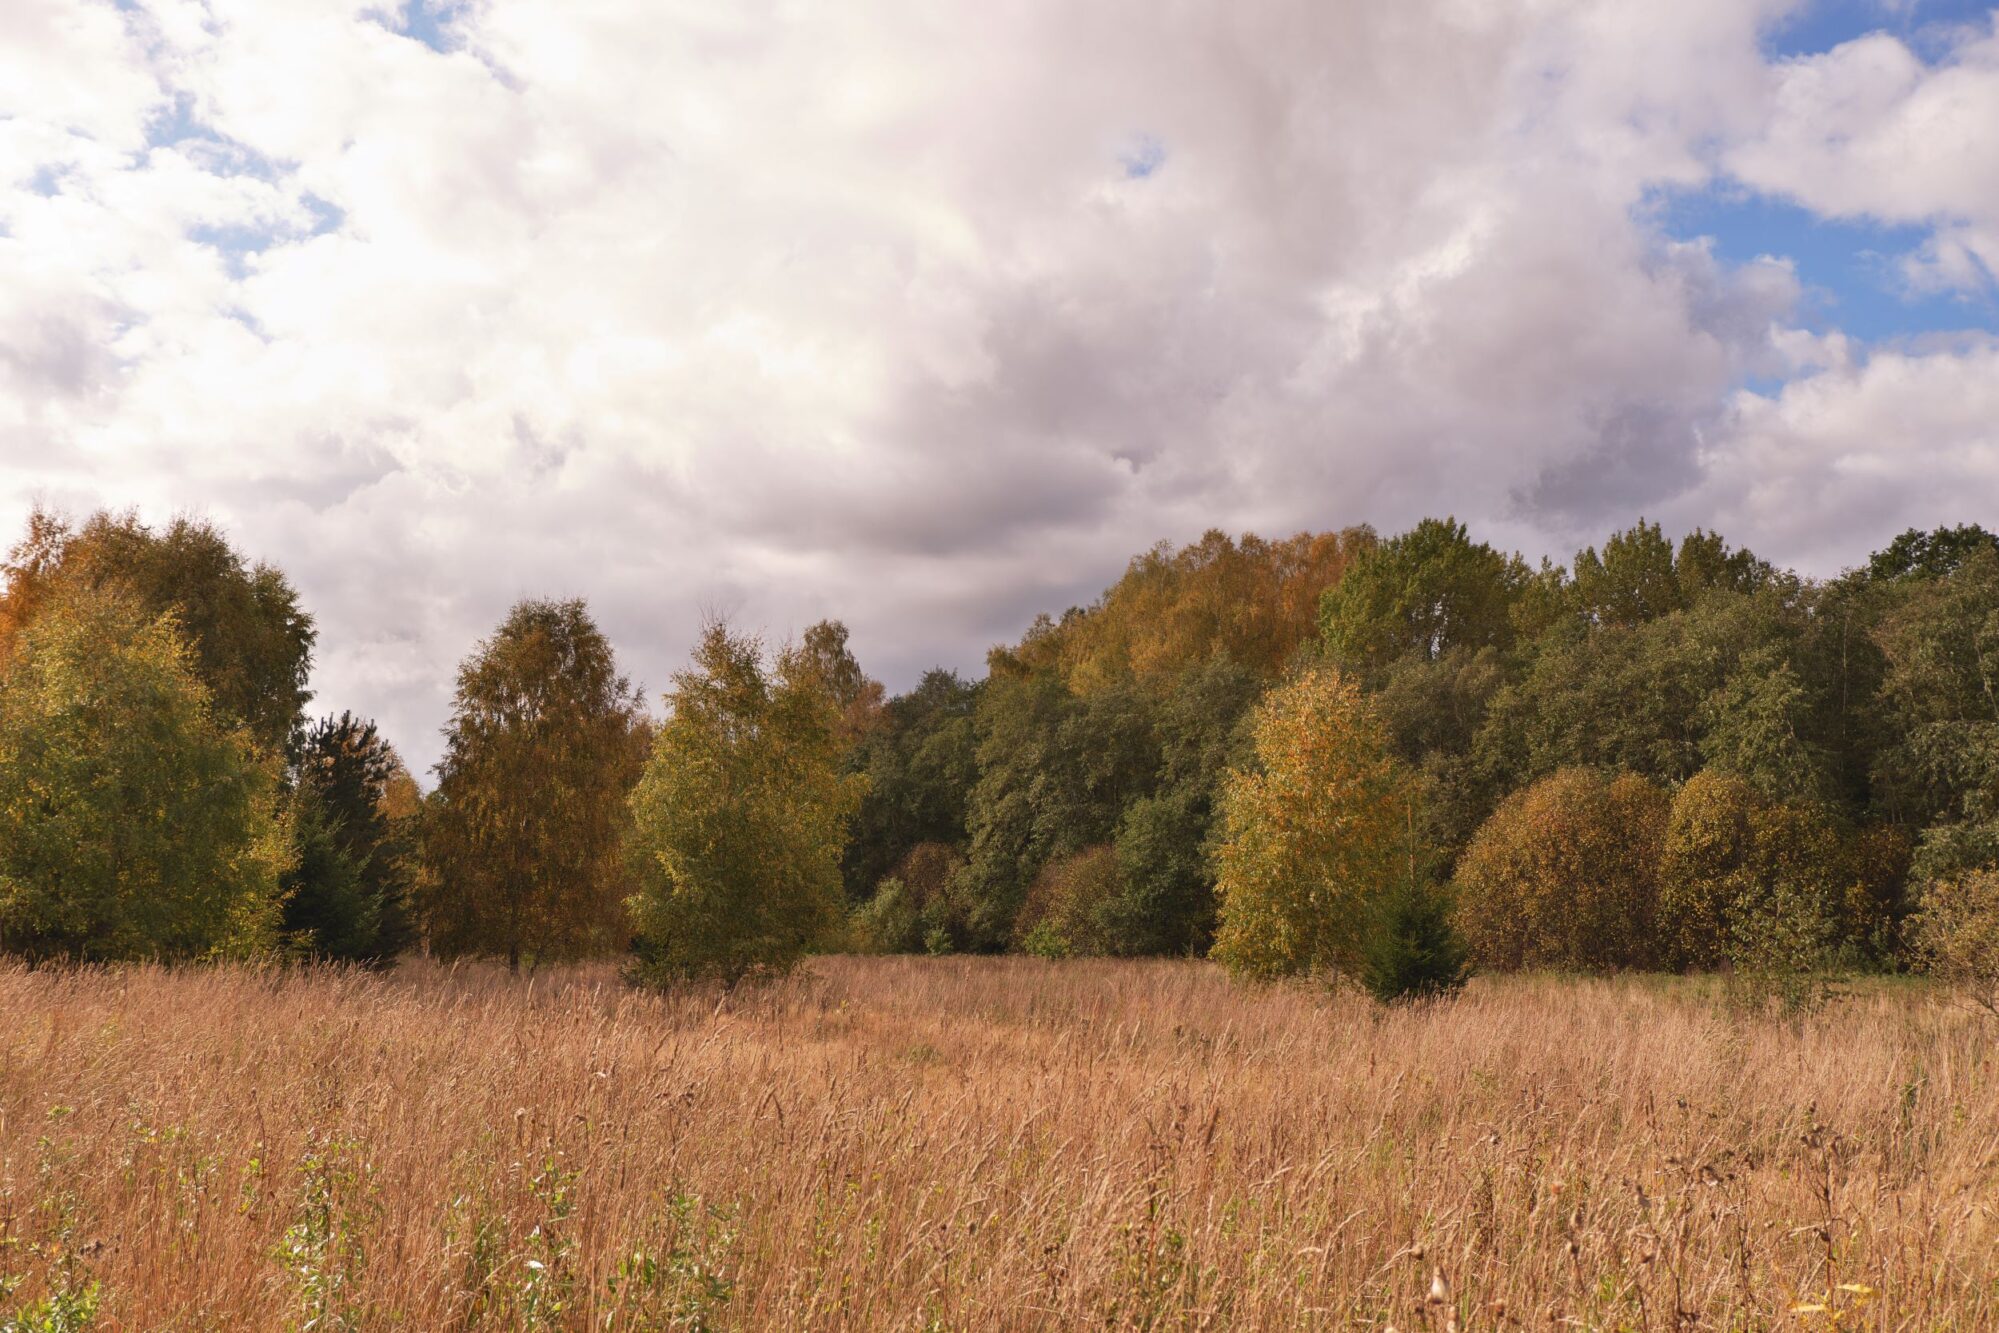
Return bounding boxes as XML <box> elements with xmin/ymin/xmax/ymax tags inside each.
<box><xmin>1452</xmin><ymin>768</ymin><xmax>1669</xmax><ymax>971</ymax></box>
<box><xmin>1211</xmin><ymin>667</ymin><xmax>1415</xmax><ymax>981</ymax></box>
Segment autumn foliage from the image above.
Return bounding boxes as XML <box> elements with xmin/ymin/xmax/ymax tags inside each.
<box><xmin>1452</xmin><ymin>768</ymin><xmax>1669</xmax><ymax>972</ymax></box>
<box><xmin>1210</xmin><ymin>667</ymin><xmax>1414</xmax><ymax>981</ymax></box>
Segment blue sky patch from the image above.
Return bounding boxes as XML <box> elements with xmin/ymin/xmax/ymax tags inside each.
<box><xmin>1119</xmin><ymin>134</ymin><xmax>1167</xmax><ymax>180</ymax></box>
<box><xmin>1649</xmin><ymin>185</ymin><xmax>1998</xmax><ymax>342</ymax></box>
<box><xmin>370</xmin><ymin>0</ymin><xmax>462</xmax><ymax>54</ymax></box>
<box><xmin>1762</xmin><ymin>0</ymin><xmax>1996</xmax><ymax>61</ymax></box>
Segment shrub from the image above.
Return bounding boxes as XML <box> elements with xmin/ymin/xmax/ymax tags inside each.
<box><xmin>850</xmin><ymin>844</ymin><xmax>969</xmax><ymax>954</ymax></box>
<box><xmin>1661</xmin><ymin>769</ymin><xmax>1904</xmax><ymax>976</ymax></box>
<box><xmin>1911</xmin><ymin>869</ymin><xmax>1999</xmax><ymax>1016</ymax></box>
<box><xmin>1015</xmin><ymin>846</ymin><xmax>1124</xmax><ymax>958</ymax></box>
<box><xmin>1359</xmin><ymin>879</ymin><xmax>1470</xmax><ymax>1003</ymax></box>
<box><xmin>850</xmin><ymin>877</ymin><xmax>921</xmax><ymax>955</ymax></box>
<box><xmin>1452</xmin><ymin>768</ymin><xmax>1668</xmax><ymax>971</ymax></box>
<box><xmin>1657</xmin><ymin>770</ymin><xmax>1764</xmax><ymax>969</ymax></box>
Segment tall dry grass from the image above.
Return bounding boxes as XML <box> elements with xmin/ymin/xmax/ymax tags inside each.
<box><xmin>1</xmin><ymin>957</ymin><xmax>1994</xmax><ymax>1329</ymax></box>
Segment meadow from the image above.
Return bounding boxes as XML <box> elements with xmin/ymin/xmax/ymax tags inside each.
<box><xmin>2</xmin><ymin>957</ymin><xmax>1995</xmax><ymax>1330</ymax></box>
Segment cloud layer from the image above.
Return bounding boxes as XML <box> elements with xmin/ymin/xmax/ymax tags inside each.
<box><xmin>3</xmin><ymin>0</ymin><xmax>1997</xmax><ymax>768</ymax></box>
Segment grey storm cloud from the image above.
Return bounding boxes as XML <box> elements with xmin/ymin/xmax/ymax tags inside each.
<box><xmin>2</xmin><ymin>0</ymin><xmax>1998</xmax><ymax>770</ymax></box>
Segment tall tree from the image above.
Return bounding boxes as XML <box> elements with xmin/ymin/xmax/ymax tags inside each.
<box><xmin>955</xmin><ymin>675</ymin><xmax>1159</xmax><ymax>950</ymax></box>
<box><xmin>284</xmin><ymin>713</ymin><xmax>417</xmax><ymax>963</ymax></box>
<box><xmin>990</xmin><ymin>527</ymin><xmax>1367</xmax><ymax>689</ymax></box>
<box><xmin>1571</xmin><ymin>519</ymin><xmax>1684</xmax><ymax>628</ymax></box>
<box><xmin>624</xmin><ymin>622</ymin><xmax>866</xmax><ymax>987</ymax></box>
<box><xmin>1210</xmin><ymin>668</ymin><xmax>1415</xmax><ymax>982</ymax></box>
<box><xmin>1866</xmin><ymin>524</ymin><xmax>1999</xmax><ymax>584</ymax></box>
<box><xmin>0</xmin><ymin>586</ymin><xmax>288</xmax><ymax>961</ymax></box>
<box><xmin>1871</xmin><ymin>547</ymin><xmax>1999</xmax><ymax>878</ymax></box>
<box><xmin>420</xmin><ymin>599</ymin><xmax>647</xmax><ymax>968</ymax></box>
<box><xmin>1319</xmin><ymin>517</ymin><xmax>1519</xmax><ymax>675</ymax></box>
<box><xmin>794</xmin><ymin>619</ymin><xmax>887</xmax><ymax>745</ymax></box>
<box><xmin>0</xmin><ymin>508</ymin><xmax>314</xmax><ymax>756</ymax></box>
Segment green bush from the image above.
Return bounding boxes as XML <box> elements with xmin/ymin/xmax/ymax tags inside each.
<box><xmin>1360</xmin><ymin>879</ymin><xmax>1470</xmax><ymax>1003</ymax></box>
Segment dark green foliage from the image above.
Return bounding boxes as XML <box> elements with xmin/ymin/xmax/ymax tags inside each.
<box><xmin>956</xmin><ymin>675</ymin><xmax>1160</xmax><ymax>949</ymax></box>
<box><xmin>842</xmin><ymin>670</ymin><xmax>980</xmax><ymax>902</ymax></box>
<box><xmin>954</xmin><ymin>659</ymin><xmax>1256</xmax><ymax>954</ymax></box>
<box><xmin>1360</xmin><ymin>879</ymin><xmax>1470</xmax><ymax>1003</ymax></box>
<box><xmin>282</xmin><ymin>789</ymin><xmax>380</xmax><ymax>963</ymax></box>
<box><xmin>1869</xmin><ymin>547</ymin><xmax>1999</xmax><ymax>881</ymax></box>
<box><xmin>1372</xmin><ymin>646</ymin><xmax>1508</xmax><ymax>871</ymax></box>
<box><xmin>1866</xmin><ymin>524</ymin><xmax>1999</xmax><ymax>583</ymax></box>
<box><xmin>283</xmin><ymin>713</ymin><xmax>416</xmax><ymax>964</ymax></box>
<box><xmin>1476</xmin><ymin>586</ymin><xmax>1814</xmax><ymax>790</ymax></box>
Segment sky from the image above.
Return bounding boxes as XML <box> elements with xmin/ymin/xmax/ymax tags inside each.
<box><xmin>3</xmin><ymin>0</ymin><xmax>1999</xmax><ymax>772</ymax></box>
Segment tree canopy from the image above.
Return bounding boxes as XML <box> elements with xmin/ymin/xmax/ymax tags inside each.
<box><xmin>420</xmin><ymin>598</ymin><xmax>647</xmax><ymax>968</ymax></box>
<box><xmin>0</xmin><ymin>508</ymin><xmax>314</xmax><ymax>756</ymax></box>
<box><xmin>0</xmin><ymin>586</ymin><xmax>289</xmax><ymax>961</ymax></box>
<box><xmin>625</xmin><ymin>622</ymin><xmax>866</xmax><ymax>987</ymax></box>
<box><xmin>1210</xmin><ymin>668</ymin><xmax>1415</xmax><ymax>982</ymax></box>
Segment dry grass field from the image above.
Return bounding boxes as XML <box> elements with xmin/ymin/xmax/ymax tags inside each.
<box><xmin>1</xmin><ymin>957</ymin><xmax>1995</xmax><ymax>1330</ymax></box>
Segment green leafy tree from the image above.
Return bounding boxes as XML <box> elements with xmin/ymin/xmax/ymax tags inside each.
<box><xmin>1211</xmin><ymin>668</ymin><xmax>1415</xmax><ymax>982</ymax></box>
<box><xmin>1105</xmin><ymin>658</ymin><xmax>1262</xmax><ymax>955</ymax></box>
<box><xmin>421</xmin><ymin>599</ymin><xmax>647</xmax><ymax>968</ymax></box>
<box><xmin>1866</xmin><ymin>524</ymin><xmax>1999</xmax><ymax>584</ymax></box>
<box><xmin>625</xmin><ymin>622</ymin><xmax>866</xmax><ymax>987</ymax></box>
<box><xmin>1571</xmin><ymin>519</ymin><xmax>1684</xmax><ymax>628</ymax></box>
<box><xmin>842</xmin><ymin>670</ymin><xmax>980</xmax><ymax>902</ymax></box>
<box><xmin>1477</xmin><ymin>586</ymin><xmax>1808</xmax><ymax>789</ymax></box>
<box><xmin>1674</xmin><ymin>528</ymin><xmax>1771</xmax><ymax>601</ymax></box>
<box><xmin>1698</xmin><ymin>644</ymin><xmax>1833</xmax><ymax>802</ymax></box>
<box><xmin>1373</xmin><ymin>646</ymin><xmax>1510</xmax><ymax>872</ymax></box>
<box><xmin>794</xmin><ymin>619</ymin><xmax>886</xmax><ymax>745</ymax></box>
<box><xmin>1871</xmin><ymin>547</ymin><xmax>1999</xmax><ymax>880</ymax></box>
<box><xmin>0</xmin><ymin>587</ymin><xmax>288</xmax><ymax>961</ymax></box>
<box><xmin>955</xmin><ymin>676</ymin><xmax>1159</xmax><ymax>950</ymax></box>
<box><xmin>1319</xmin><ymin>517</ymin><xmax>1518</xmax><ymax>675</ymax></box>
<box><xmin>0</xmin><ymin>508</ymin><xmax>314</xmax><ymax>756</ymax></box>
<box><xmin>1452</xmin><ymin>768</ymin><xmax>1668</xmax><ymax>972</ymax></box>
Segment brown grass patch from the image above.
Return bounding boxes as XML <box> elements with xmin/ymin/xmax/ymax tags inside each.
<box><xmin>1</xmin><ymin>957</ymin><xmax>1994</xmax><ymax>1328</ymax></box>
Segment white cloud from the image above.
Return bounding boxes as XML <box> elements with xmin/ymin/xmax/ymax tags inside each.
<box><xmin>1728</xmin><ymin>16</ymin><xmax>1999</xmax><ymax>293</ymax></box>
<box><xmin>1675</xmin><ymin>338</ymin><xmax>1999</xmax><ymax>574</ymax></box>
<box><xmin>0</xmin><ymin>0</ymin><xmax>1994</xmax><ymax>769</ymax></box>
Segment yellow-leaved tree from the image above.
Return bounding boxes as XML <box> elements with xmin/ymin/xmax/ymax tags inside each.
<box><xmin>1211</xmin><ymin>667</ymin><xmax>1414</xmax><ymax>981</ymax></box>
<box><xmin>624</xmin><ymin>622</ymin><xmax>867</xmax><ymax>988</ymax></box>
<box><xmin>0</xmin><ymin>585</ymin><xmax>289</xmax><ymax>961</ymax></box>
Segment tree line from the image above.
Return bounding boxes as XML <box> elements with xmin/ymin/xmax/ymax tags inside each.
<box><xmin>1</xmin><ymin>507</ymin><xmax>1994</xmax><ymax>1000</ymax></box>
